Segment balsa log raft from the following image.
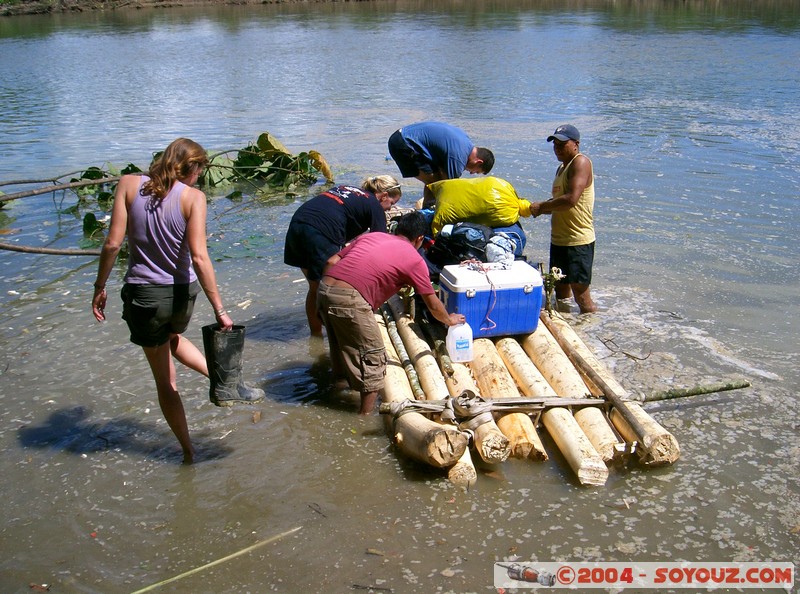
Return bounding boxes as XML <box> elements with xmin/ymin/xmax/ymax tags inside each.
<box><xmin>376</xmin><ymin>314</ymin><xmax>469</xmax><ymax>471</ymax></box>
<box><xmin>377</xmin><ymin>298</ymin><xmax>680</xmax><ymax>485</ymax></box>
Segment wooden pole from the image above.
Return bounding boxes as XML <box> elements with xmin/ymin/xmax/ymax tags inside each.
<box><xmin>380</xmin><ymin>305</ymin><xmax>425</xmax><ymax>400</ymax></box>
<box><xmin>644</xmin><ymin>380</ymin><xmax>751</xmax><ymax>402</ymax></box>
<box><xmin>0</xmin><ymin>176</ymin><xmax>120</xmax><ymax>203</ymax></box>
<box><xmin>0</xmin><ymin>241</ymin><xmax>101</xmax><ymax>256</ymax></box>
<box><xmin>416</xmin><ymin>312</ymin><xmax>455</xmax><ymax>377</ymax></box>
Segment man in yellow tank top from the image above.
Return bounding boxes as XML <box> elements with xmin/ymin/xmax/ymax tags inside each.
<box><xmin>531</xmin><ymin>124</ymin><xmax>598</xmax><ymax>313</ymax></box>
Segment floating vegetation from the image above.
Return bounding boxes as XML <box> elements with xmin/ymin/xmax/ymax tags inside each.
<box><xmin>0</xmin><ymin>132</ymin><xmax>333</xmax><ymax>255</ymax></box>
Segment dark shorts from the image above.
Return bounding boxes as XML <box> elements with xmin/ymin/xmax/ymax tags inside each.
<box><xmin>317</xmin><ymin>281</ymin><xmax>387</xmax><ymax>393</ymax></box>
<box><xmin>121</xmin><ymin>281</ymin><xmax>201</xmax><ymax>348</ymax></box>
<box><xmin>284</xmin><ymin>221</ymin><xmax>340</xmax><ymax>281</ymax></box>
<box><xmin>549</xmin><ymin>242</ymin><xmax>595</xmax><ymax>286</ymax></box>
<box><xmin>388</xmin><ymin>129</ymin><xmax>433</xmax><ymax>178</ymax></box>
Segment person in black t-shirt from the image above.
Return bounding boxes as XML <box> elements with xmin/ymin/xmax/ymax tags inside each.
<box><xmin>284</xmin><ymin>175</ymin><xmax>402</xmax><ymax>335</ymax></box>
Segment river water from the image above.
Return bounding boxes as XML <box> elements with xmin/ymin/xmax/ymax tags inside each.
<box><xmin>1</xmin><ymin>1</ymin><xmax>798</xmax><ymax>592</ymax></box>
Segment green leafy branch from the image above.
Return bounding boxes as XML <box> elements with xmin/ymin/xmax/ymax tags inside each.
<box><xmin>0</xmin><ymin>132</ymin><xmax>334</xmax><ymax>255</ymax></box>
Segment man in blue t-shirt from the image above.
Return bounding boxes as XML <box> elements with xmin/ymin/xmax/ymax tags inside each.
<box><xmin>388</xmin><ymin>121</ymin><xmax>495</xmax><ymax>188</ymax></box>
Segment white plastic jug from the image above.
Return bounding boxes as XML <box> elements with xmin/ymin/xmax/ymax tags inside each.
<box><xmin>446</xmin><ymin>322</ymin><xmax>474</xmax><ymax>363</ymax></box>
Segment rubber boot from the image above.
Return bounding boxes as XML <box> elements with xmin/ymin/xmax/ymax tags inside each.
<box><xmin>201</xmin><ymin>324</ymin><xmax>265</xmax><ymax>407</ymax></box>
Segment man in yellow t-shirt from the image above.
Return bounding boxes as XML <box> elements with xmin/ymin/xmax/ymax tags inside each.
<box><xmin>531</xmin><ymin>124</ymin><xmax>598</xmax><ymax>314</ymax></box>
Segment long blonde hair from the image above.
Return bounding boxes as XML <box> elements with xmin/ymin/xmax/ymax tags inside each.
<box><xmin>362</xmin><ymin>175</ymin><xmax>401</xmax><ymax>199</ymax></box>
<box><xmin>141</xmin><ymin>138</ymin><xmax>209</xmax><ymax>200</ymax></box>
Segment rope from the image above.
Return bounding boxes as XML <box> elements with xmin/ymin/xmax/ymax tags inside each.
<box><xmin>452</xmin><ymin>390</ymin><xmax>495</xmax><ymax>431</ymax></box>
<box><xmin>462</xmin><ymin>260</ymin><xmax>501</xmax><ymax>332</ymax></box>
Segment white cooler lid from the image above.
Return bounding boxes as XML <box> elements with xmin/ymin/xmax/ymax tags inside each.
<box><xmin>439</xmin><ymin>261</ymin><xmax>542</xmax><ymax>292</ymax></box>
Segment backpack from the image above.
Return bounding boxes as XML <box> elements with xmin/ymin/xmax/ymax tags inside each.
<box><xmin>426</xmin><ymin>222</ymin><xmax>494</xmax><ymax>269</ymax></box>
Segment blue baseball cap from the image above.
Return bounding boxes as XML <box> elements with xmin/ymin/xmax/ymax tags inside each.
<box><xmin>547</xmin><ymin>124</ymin><xmax>580</xmax><ymax>142</ymax></box>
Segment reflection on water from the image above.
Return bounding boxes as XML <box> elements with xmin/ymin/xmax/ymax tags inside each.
<box><xmin>1</xmin><ymin>1</ymin><xmax>799</xmax><ymax>592</ymax></box>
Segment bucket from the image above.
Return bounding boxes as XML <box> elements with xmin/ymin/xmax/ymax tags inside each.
<box><xmin>446</xmin><ymin>322</ymin><xmax>474</xmax><ymax>363</ymax></box>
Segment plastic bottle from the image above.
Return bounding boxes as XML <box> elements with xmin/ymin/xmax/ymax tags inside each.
<box><xmin>446</xmin><ymin>322</ymin><xmax>473</xmax><ymax>363</ymax></box>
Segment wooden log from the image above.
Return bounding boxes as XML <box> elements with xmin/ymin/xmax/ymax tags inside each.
<box><xmin>517</xmin><ymin>329</ymin><xmax>624</xmax><ymax>464</ymax></box>
<box><xmin>541</xmin><ymin>407</ymin><xmax>609</xmax><ymax>486</ymax></box>
<box><xmin>447</xmin><ymin>446</ymin><xmax>478</xmax><ymax>487</ymax></box>
<box><xmin>377</xmin><ymin>314</ymin><xmax>415</xmax><ymax>405</ymax></box>
<box><xmin>416</xmin><ymin>316</ymin><xmax>509</xmax><ymax>465</ymax></box>
<box><xmin>540</xmin><ymin>312</ymin><xmax>680</xmax><ymax>466</ymax></box>
<box><xmin>445</xmin><ymin>364</ymin><xmax>510</xmax><ymax>464</ymax></box>
<box><xmin>496</xmin><ymin>337</ymin><xmax>558</xmax><ymax>398</ymax></box>
<box><xmin>0</xmin><ymin>242</ymin><xmax>101</xmax><ymax>256</ymax></box>
<box><xmin>386</xmin><ymin>295</ymin><xmax>449</xmax><ymax>400</ymax></box>
<box><xmin>520</xmin><ymin>325</ymin><xmax>592</xmax><ymax>397</ymax></box>
<box><xmin>574</xmin><ymin>407</ymin><xmax>624</xmax><ymax>463</ymax></box>
<box><xmin>527</xmin><ymin>316</ymin><xmax>626</xmax><ymax>462</ymax></box>
<box><xmin>471</xmin><ymin>338</ymin><xmax>547</xmax><ymax>460</ymax></box>
<box><xmin>503</xmin><ymin>332</ymin><xmax>609</xmax><ymax>483</ymax></box>
<box><xmin>377</xmin><ymin>315</ymin><xmax>468</xmax><ymax>469</ymax></box>
<box><xmin>416</xmin><ymin>312</ymin><xmax>454</xmax><ymax>378</ymax></box>
<box><xmin>610</xmin><ymin>402</ymin><xmax>681</xmax><ymax>466</ymax></box>
<box><xmin>545</xmin><ymin>312</ymin><xmax>628</xmax><ymax>397</ymax></box>
<box><xmin>392</xmin><ymin>412</ymin><xmax>469</xmax><ymax>468</ymax></box>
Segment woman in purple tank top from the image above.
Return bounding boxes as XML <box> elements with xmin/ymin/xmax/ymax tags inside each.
<box><xmin>91</xmin><ymin>138</ymin><xmax>237</xmax><ymax>464</ymax></box>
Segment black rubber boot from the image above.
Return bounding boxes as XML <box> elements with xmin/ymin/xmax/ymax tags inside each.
<box><xmin>202</xmin><ymin>324</ymin><xmax>265</xmax><ymax>407</ymax></box>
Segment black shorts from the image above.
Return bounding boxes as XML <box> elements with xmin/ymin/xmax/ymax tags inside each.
<box><xmin>387</xmin><ymin>129</ymin><xmax>433</xmax><ymax>178</ymax></box>
<box><xmin>549</xmin><ymin>242</ymin><xmax>595</xmax><ymax>286</ymax></box>
<box><xmin>283</xmin><ymin>221</ymin><xmax>340</xmax><ymax>281</ymax></box>
<box><xmin>121</xmin><ymin>281</ymin><xmax>201</xmax><ymax>348</ymax></box>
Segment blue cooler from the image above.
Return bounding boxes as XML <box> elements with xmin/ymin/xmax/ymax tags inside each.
<box><xmin>439</xmin><ymin>261</ymin><xmax>543</xmax><ymax>338</ymax></box>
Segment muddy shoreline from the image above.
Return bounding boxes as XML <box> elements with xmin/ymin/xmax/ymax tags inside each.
<box><xmin>1</xmin><ymin>0</ymin><xmax>367</xmax><ymax>17</ymax></box>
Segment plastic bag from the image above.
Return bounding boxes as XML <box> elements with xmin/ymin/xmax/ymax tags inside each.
<box><xmin>428</xmin><ymin>176</ymin><xmax>532</xmax><ymax>236</ymax></box>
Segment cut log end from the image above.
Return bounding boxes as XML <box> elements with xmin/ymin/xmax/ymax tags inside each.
<box><xmin>475</xmin><ymin>431</ymin><xmax>511</xmax><ymax>464</ymax></box>
<box><xmin>577</xmin><ymin>462</ymin><xmax>610</xmax><ymax>487</ymax></box>
<box><xmin>427</xmin><ymin>429</ymin><xmax>469</xmax><ymax>467</ymax></box>
<box><xmin>610</xmin><ymin>404</ymin><xmax>681</xmax><ymax>466</ymax></box>
<box><xmin>448</xmin><ymin>449</ymin><xmax>478</xmax><ymax>487</ymax></box>
<box><xmin>639</xmin><ymin>433</ymin><xmax>681</xmax><ymax>467</ymax></box>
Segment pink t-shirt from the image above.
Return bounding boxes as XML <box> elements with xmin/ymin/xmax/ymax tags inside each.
<box><xmin>326</xmin><ymin>232</ymin><xmax>434</xmax><ymax>310</ymax></box>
